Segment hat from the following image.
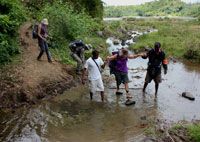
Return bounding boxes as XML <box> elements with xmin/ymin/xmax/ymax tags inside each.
<box><xmin>85</xmin><ymin>44</ymin><xmax>92</xmax><ymax>50</ymax></box>
<box><xmin>41</xmin><ymin>18</ymin><xmax>48</xmax><ymax>25</ymax></box>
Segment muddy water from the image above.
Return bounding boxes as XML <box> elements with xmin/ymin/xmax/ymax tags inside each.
<box><xmin>1</xmin><ymin>33</ymin><xmax>200</xmax><ymax>142</ymax></box>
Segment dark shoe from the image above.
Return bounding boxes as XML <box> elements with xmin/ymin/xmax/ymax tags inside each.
<box><xmin>37</xmin><ymin>57</ymin><xmax>41</xmax><ymax>61</ymax></box>
<box><xmin>116</xmin><ymin>91</ymin><xmax>123</xmax><ymax>95</ymax></box>
<box><xmin>48</xmin><ymin>59</ymin><xmax>53</xmax><ymax>63</ymax></box>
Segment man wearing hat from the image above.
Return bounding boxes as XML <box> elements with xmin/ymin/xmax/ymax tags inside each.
<box><xmin>69</xmin><ymin>40</ymin><xmax>91</xmax><ymax>75</ymax></box>
<box><xmin>37</xmin><ymin>18</ymin><xmax>53</xmax><ymax>62</ymax></box>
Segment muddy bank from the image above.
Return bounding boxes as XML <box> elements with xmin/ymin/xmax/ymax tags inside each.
<box><xmin>0</xmin><ymin>22</ymin><xmax>81</xmax><ymax>110</ymax></box>
<box><xmin>143</xmin><ymin>120</ymin><xmax>200</xmax><ymax>142</ymax></box>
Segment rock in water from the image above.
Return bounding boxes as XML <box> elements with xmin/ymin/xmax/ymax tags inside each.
<box><xmin>113</xmin><ymin>40</ymin><xmax>120</xmax><ymax>45</ymax></box>
<box><xmin>125</xmin><ymin>99</ymin><xmax>136</xmax><ymax>106</ymax></box>
<box><xmin>182</xmin><ymin>92</ymin><xmax>195</xmax><ymax>101</ymax></box>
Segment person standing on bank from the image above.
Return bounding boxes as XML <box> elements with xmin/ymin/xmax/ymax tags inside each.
<box><xmin>142</xmin><ymin>42</ymin><xmax>168</xmax><ymax>98</ymax></box>
<box><xmin>69</xmin><ymin>40</ymin><xmax>91</xmax><ymax>75</ymax></box>
<box><xmin>37</xmin><ymin>18</ymin><xmax>53</xmax><ymax>62</ymax></box>
<box><xmin>106</xmin><ymin>48</ymin><xmax>143</xmax><ymax>99</ymax></box>
<box><xmin>82</xmin><ymin>50</ymin><xmax>106</xmax><ymax>102</ymax></box>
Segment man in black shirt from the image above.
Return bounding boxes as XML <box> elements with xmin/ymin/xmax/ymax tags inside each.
<box><xmin>142</xmin><ymin>42</ymin><xmax>168</xmax><ymax>98</ymax></box>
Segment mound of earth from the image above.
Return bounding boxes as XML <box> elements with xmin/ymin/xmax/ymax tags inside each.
<box><xmin>0</xmin><ymin>22</ymin><xmax>79</xmax><ymax>110</ymax></box>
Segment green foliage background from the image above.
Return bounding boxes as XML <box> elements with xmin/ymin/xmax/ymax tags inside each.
<box><xmin>104</xmin><ymin>0</ymin><xmax>200</xmax><ymax>17</ymax></box>
<box><xmin>0</xmin><ymin>0</ymin><xmax>27</xmax><ymax>65</ymax></box>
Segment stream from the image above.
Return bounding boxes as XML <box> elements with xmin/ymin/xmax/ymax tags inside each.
<box><xmin>0</xmin><ymin>30</ymin><xmax>200</xmax><ymax>142</ymax></box>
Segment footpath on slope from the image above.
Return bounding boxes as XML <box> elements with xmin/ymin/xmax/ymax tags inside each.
<box><xmin>0</xmin><ymin>22</ymin><xmax>79</xmax><ymax>109</ymax></box>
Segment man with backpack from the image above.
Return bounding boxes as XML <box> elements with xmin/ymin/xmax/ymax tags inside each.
<box><xmin>82</xmin><ymin>50</ymin><xmax>106</xmax><ymax>102</ymax></box>
<box><xmin>106</xmin><ymin>48</ymin><xmax>143</xmax><ymax>99</ymax></box>
<box><xmin>35</xmin><ymin>18</ymin><xmax>53</xmax><ymax>62</ymax></box>
<box><xmin>142</xmin><ymin>42</ymin><xmax>168</xmax><ymax>98</ymax></box>
<box><xmin>69</xmin><ymin>40</ymin><xmax>91</xmax><ymax>75</ymax></box>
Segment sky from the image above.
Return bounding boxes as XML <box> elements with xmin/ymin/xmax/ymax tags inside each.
<box><xmin>102</xmin><ymin>0</ymin><xmax>200</xmax><ymax>6</ymax></box>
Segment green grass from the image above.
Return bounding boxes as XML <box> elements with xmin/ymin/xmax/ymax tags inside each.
<box><xmin>129</xmin><ymin>20</ymin><xmax>200</xmax><ymax>63</ymax></box>
<box><xmin>187</xmin><ymin>124</ymin><xmax>200</xmax><ymax>142</ymax></box>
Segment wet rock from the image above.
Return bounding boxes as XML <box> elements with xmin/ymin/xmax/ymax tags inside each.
<box><xmin>182</xmin><ymin>92</ymin><xmax>195</xmax><ymax>101</ymax></box>
<box><xmin>128</xmin><ymin>34</ymin><xmax>132</xmax><ymax>40</ymax></box>
<box><xmin>125</xmin><ymin>99</ymin><xmax>136</xmax><ymax>106</ymax></box>
<box><xmin>121</xmin><ymin>38</ymin><xmax>127</xmax><ymax>46</ymax></box>
<box><xmin>96</xmin><ymin>31</ymin><xmax>104</xmax><ymax>38</ymax></box>
<box><xmin>144</xmin><ymin>138</ymin><xmax>156</xmax><ymax>142</ymax></box>
<box><xmin>113</xmin><ymin>40</ymin><xmax>120</xmax><ymax>45</ymax></box>
<box><xmin>132</xmin><ymin>37</ymin><xmax>138</xmax><ymax>42</ymax></box>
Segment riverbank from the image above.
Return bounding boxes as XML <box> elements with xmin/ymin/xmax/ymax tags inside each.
<box><xmin>0</xmin><ymin>22</ymin><xmax>81</xmax><ymax>110</ymax></box>
<box><xmin>103</xmin><ymin>18</ymin><xmax>200</xmax><ymax>64</ymax></box>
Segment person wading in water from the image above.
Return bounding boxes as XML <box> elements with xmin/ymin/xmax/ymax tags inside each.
<box><xmin>82</xmin><ymin>50</ymin><xmax>106</xmax><ymax>102</ymax></box>
<box><xmin>106</xmin><ymin>48</ymin><xmax>143</xmax><ymax>99</ymax></box>
<box><xmin>142</xmin><ymin>42</ymin><xmax>168</xmax><ymax>98</ymax></box>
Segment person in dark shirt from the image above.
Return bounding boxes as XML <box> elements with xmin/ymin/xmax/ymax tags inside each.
<box><xmin>69</xmin><ymin>40</ymin><xmax>91</xmax><ymax>75</ymax></box>
<box><xmin>142</xmin><ymin>42</ymin><xmax>168</xmax><ymax>98</ymax></box>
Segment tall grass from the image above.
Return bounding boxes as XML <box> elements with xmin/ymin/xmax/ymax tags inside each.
<box><xmin>130</xmin><ymin>20</ymin><xmax>200</xmax><ymax>63</ymax></box>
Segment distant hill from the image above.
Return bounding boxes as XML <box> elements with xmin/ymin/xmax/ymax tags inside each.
<box><xmin>104</xmin><ymin>0</ymin><xmax>200</xmax><ymax>17</ymax></box>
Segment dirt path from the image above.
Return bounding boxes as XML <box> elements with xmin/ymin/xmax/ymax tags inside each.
<box><xmin>0</xmin><ymin>22</ymin><xmax>78</xmax><ymax>109</ymax></box>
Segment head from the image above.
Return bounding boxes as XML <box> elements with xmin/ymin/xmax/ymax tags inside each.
<box><xmin>154</xmin><ymin>42</ymin><xmax>161</xmax><ymax>53</ymax></box>
<box><xmin>85</xmin><ymin>44</ymin><xmax>92</xmax><ymax>50</ymax></box>
<box><xmin>92</xmin><ymin>50</ymin><xmax>99</xmax><ymax>59</ymax></box>
<box><xmin>119</xmin><ymin>48</ymin><xmax>128</xmax><ymax>59</ymax></box>
<box><xmin>41</xmin><ymin>18</ymin><xmax>48</xmax><ymax>26</ymax></box>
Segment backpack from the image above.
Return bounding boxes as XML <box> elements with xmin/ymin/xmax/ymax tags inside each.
<box><xmin>69</xmin><ymin>40</ymin><xmax>85</xmax><ymax>52</ymax></box>
<box><xmin>32</xmin><ymin>24</ymin><xmax>39</xmax><ymax>39</ymax></box>
<box><xmin>109</xmin><ymin>51</ymin><xmax>119</xmax><ymax>75</ymax></box>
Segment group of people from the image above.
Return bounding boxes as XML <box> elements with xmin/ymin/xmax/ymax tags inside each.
<box><xmin>81</xmin><ymin>43</ymin><xmax>168</xmax><ymax>102</ymax></box>
<box><xmin>36</xmin><ymin>19</ymin><xmax>168</xmax><ymax>103</ymax></box>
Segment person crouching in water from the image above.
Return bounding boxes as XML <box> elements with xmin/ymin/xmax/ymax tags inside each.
<box><xmin>142</xmin><ymin>42</ymin><xmax>168</xmax><ymax>98</ymax></box>
<box><xmin>82</xmin><ymin>50</ymin><xmax>106</xmax><ymax>102</ymax></box>
<box><xmin>37</xmin><ymin>18</ymin><xmax>53</xmax><ymax>62</ymax></box>
<box><xmin>106</xmin><ymin>48</ymin><xmax>143</xmax><ymax>99</ymax></box>
<box><xmin>69</xmin><ymin>40</ymin><xmax>91</xmax><ymax>75</ymax></box>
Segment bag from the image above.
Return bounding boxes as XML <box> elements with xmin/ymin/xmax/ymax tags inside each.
<box><xmin>32</xmin><ymin>24</ymin><xmax>39</xmax><ymax>39</ymax></box>
<box><xmin>69</xmin><ymin>40</ymin><xmax>85</xmax><ymax>52</ymax></box>
<box><xmin>109</xmin><ymin>51</ymin><xmax>119</xmax><ymax>75</ymax></box>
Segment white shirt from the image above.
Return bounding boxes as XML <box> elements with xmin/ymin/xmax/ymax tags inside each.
<box><xmin>84</xmin><ymin>57</ymin><xmax>104</xmax><ymax>80</ymax></box>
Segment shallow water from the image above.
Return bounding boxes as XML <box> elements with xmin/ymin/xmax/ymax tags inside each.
<box><xmin>1</xmin><ymin>32</ymin><xmax>200</xmax><ymax>142</ymax></box>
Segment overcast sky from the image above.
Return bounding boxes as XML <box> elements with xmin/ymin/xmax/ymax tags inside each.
<box><xmin>102</xmin><ymin>0</ymin><xmax>200</xmax><ymax>6</ymax></box>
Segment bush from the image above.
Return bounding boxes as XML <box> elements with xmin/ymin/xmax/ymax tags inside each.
<box><xmin>37</xmin><ymin>1</ymin><xmax>102</xmax><ymax>64</ymax></box>
<box><xmin>0</xmin><ymin>0</ymin><xmax>27</xmax><ymax>65</ymax></box>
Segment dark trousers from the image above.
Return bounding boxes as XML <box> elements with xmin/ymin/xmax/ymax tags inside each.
<box><xmin>37</xmin><ymin>39</ymin><xmax>51</xmax><ymax>60</ymax></box>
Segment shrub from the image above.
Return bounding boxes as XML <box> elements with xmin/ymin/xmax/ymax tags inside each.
<box><xmin>0</xmin><ymin>0</ymin><xmax>27</xmax><ymax>65</ymax></box>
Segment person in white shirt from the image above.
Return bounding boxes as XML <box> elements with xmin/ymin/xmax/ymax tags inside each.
<box><xmin>82</xmin><ymin>50</ymin><xmax>106</xmax><ymax>102</ymax></box>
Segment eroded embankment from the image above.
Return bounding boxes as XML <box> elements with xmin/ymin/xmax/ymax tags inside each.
<box><xmin>0</xmin><ymin>22</ymin><xmax>80</xmax><ymax>110</ymax></box>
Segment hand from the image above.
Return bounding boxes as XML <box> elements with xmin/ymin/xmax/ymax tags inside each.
<box><xmin>164</xmin><ymin>70</ymin><xmax>167</xmax><ymax>75</ymax></box>
<box><xmin>49</xmin><ymin>36</ymin><xmax>53</xmax><ymax>40</ymax></box>
<box><xmin>82</xmin><ymin>78</ymin><xmax>86</xmax><ymax>85</ymax></box>
<box><xmin>106</xmin><ymin>56</ymin><xmax>110</xmax><ymax>61</ymax></box>
<box><xmin>42</xmin><ymin>38</ymin><xmax>46</xmax><ymax>41</ymax></box>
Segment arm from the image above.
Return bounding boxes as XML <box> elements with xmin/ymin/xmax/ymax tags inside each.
<box><xmin>37</xmin><ymin>25</ymin><xmax>46</xmax><ymax>41</ymax></box>
<box><xmin>106</xmin><ymin>54</ymin><xmax>118</xmax><ymax>61</ymax></box>
<box><xmin>128</xmin><ymin>53</ymin><xmax>143</xmax><ymax>59</ymax></box>
<box><xmin>82</xmin><ymin>68</ymin><xmax>87</xmax><ymax>85</ymax></box>
<box><xmin>162</xmin><ymin>58</ymin><xmax>168</xmax><ymax>74</ymax></box>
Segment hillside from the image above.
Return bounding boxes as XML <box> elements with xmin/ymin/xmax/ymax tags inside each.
<box><xmin>104</xmin><ymin>0</ymin><xmax>200</xmax><ymax>17</ymax></box>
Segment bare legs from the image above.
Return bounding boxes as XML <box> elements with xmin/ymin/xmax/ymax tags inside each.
<box><xmin>143</xmin><ymin>82</ymin><xmax>159</xmax><ymax>98</ymax></box>
<box><xmin>90</xmin><ymin>92</ymin><xmax>104</xmax><ymax>102</ymax></box>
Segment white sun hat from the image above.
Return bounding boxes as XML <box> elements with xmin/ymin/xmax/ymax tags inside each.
<box><xmin>41</xmin><ymin>18</ymin><xmax>48</xmax><ymax>25</ymax></box>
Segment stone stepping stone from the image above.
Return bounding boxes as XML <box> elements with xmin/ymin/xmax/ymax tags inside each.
<box><xmin>125</xmin><ymin>99</ymin><xmax>136</xmax><ymax>106</ymax></box>
<box><xmin>182</xmin><ymin>92</ymin><xmax>195</xmax><ymax>101</ymax></box>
